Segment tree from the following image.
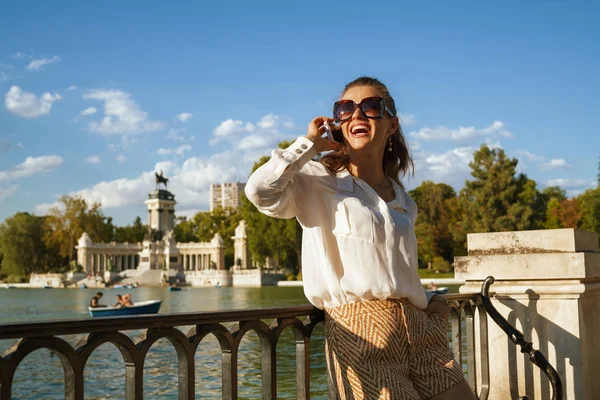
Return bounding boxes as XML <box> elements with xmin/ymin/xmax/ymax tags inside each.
<box><xmin>0</xmin><ymin>213</ymin><xmax>64</xmax><ymax>277</ymax></box>
<box><xmin>409</xmin><ymin>181</ymin><xmax>456</xmax><ymax>268</ymax></box>
<box><xmin>114</xmin><ymin>216</ymin><xmax>147</xmax><ymax>243</ymax></box>
<box><xmin>175</xmin><ymin>208</ymin><xmax>243</xmax><ymax>268</ymax></box>
<box><xmin>174</xmin><ymin>216</ymin><xmax>197</xmax><ymax>243</ymax></box>
<box><xmin>578</xmin><ymin>188</ymin><xmax>600</xmax><ymax>234</ymax></box>
<box><xmin>541</xmin><ymin>186</ymin><xmax>567</xmax><ymax>229</ymax></box>
<box><xmin>451</xmin><ymin>145</ymin><xmax>545</xmax><ymax>255</ymax></box>
<box><xmin>43</xmin><ymin>195</ymin><xmax>112</xmax><ymax>262</ymax></box>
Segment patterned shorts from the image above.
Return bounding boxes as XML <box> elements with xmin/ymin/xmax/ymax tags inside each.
<box><xmin>324</xmin><ymin>298</ymin><xmax>465</xmax><ymax>400</ymax></box>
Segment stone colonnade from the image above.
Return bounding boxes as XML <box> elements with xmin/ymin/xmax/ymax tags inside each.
<box><xmin>456</xmin><ymin>228</ymin><xmax>600</xmax><ymax>400</ymax></box>
<box><xmin>178</xmin><ymin>233</ymin><xmax>226</xmax><ymax>272</ymax></box>
<box><xmin>76</xmin><ymin>233</ymin><xmax>142</xmax><ymax>275</ymax></box>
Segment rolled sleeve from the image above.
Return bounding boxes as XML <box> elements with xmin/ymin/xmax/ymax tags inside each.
<box><xmin>245</xmin><ymin>137</ymin><xmax>317</xmax><ymax>219</ymax></box>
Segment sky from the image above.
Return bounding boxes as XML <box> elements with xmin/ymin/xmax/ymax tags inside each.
<box><xmin>1</xmin><ymin>1</ymin><xmax>599</xmax><ymax>226</ymax></box>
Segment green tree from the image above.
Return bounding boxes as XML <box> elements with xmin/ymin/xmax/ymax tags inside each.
<box><xmin>409</xmin><ymin>181</ymin><xmax>456</xmax><ymax>268</ymax></box>
<box><xmin>541</xmin><ymin>186</ymin><xmax>567</xmax><ymax>229</ymax></box>
<box><xmin>114</xmin><ymin>216</ymin><xmax>147</xmax><ymax>243</ymax></box>
<box><xmin>43</xmin><ymin>195</ymin><xmax>112</xmax><ymax>262</ymax></box>
<box><xmin>451</xmin><ymin>145</ymin><xmax>545</xmax><ymax>255</ymax></box>
<box><xmin>578</xmin><ymin>188</ymin><xmax>600</xmax><ymax>234</ymax></box>
<box><xmin>0</xmin><ymin>212</ymin><xmax>64</xmax><ymax>277</ymax></box>
<box><xmin>173</xmin><ymin>216</ymin><xmax>198</xmax><ymax>243</ymax></box>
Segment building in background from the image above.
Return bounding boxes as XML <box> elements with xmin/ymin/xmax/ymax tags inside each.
<box><xmin>210</xmin><ymin>182</ymin><xmax>246</xmax><ymax>211</ymax></box>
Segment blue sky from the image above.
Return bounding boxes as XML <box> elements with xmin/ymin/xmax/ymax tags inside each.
<box><xmin>1</xmin><ymin>1</ymin><xmax>599</xmax><ymax>225</ymax></box>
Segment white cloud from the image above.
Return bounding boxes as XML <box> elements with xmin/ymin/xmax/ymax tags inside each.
<box><xmin>213</xmin><ymin>119</ymin><xmax>256</xmax><ymax>137</ymax></box>
<box><xmin>33</xmin><ymin>113</ymin><xmax>298</xmax><ymax>218</ymax></box>
<box><xmin>404</xmin><ymin>146</ymin><xmax>477</xmax><ymax>190</ymax></box>
<box><xmin>541</xmin><ymin>158</ymin><xmax>571</xmax><ymax>171</ymax></box>
<box><xmin>238</xmin><ymin>134</ymin><xmax>270</xmax><ymax>151</ymax></box>
<box><xmin>83</xmin><ymin>89</ymin><xmax>166</xmax><ymax>135</ymax></box>
<box><xmin>546</xmin><ymin>178</ymin><xmax>595</xmax><ymax>189</ymax></box>
<box><xmin>0</xmin><ymin>156</ymin><xmax>64</xmax><ymax>181</ymax></box>
<box><xmin>166</xmin><ymin>128</ymin><xmax>186</xmax><ymax>141</ymax></box>
<box><xmin>517</xmin><ymin>150</ymin><xmax>544</xmax><ymax>162</ymax></box>
<box><xmin>211</xmin><ymin>113</ymin><xmax>296</xmax><ymax>151</ymax></box>
<box><xmin>5</xmin><ymin>86</ymin><xmax>62</xmax><ymax>118</ymax></box>
<box><xmin>116</xmin><ymin>154</ymin><xmax>128</xmax><ymax>163</ymax></box>
<box><xmin>257</xmin><ymin>114</ymin><xmax>279</xmax><ymax>130</ymax></box>
<box><xmin>176</xmin><ymin>209</ymin><xmax>202</xmax><ymax>220</ymax></box>
<box><xmin>176</xmin><ymin>112</ymin><xmax>193</xmax><ymax>122</ymax></box>
<box><xmin>157</xmin><ymin>144</ymin><xmax>192</xmax><ymax>157</ymax></box>
<box><xmin>66</xmin><ymin>85</ymin><xmax>78</xmax><ymax>92</ymax></box>
<box><xmin>86</xmin><ymin>156</ymin><xmax>101</xmax><ymax>164</ymax></box>
<box><xmin>34</xmin><ymin>157</ymin><xmax>236</xmax><ymax>213</ymax></box>
<box><xmin>399</xmin><ymin>113</ymin><xmax>416</xmax><ymax>126</ymax></box>
<box><xmin>26</xmin><ymin>56</ymin><xmax>61</xmax><ymax>71</ymax></box>
<box><xmin>409</xmin><ymin>120</ymin><xmax>512</xmax><ymax>141</ymax></box>
<box><xmin>78</xmin><ymin>107</ymin><xmax>97</xmax><ymax>117</ymax></box>
<box><xmin>12</xmin><ymin>52</ymin><xmax>25</xmax><ymax>59</ymax></box>
<box><xmin>0</xmin><ymin>185</ymin><xmax>18</xmax><ymax>201</ymax></box>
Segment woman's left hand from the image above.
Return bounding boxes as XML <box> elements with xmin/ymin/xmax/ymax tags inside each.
<box><xmin>425</xmin><ymin>295</ymin><xmax>450</xmax><ymax>320</ymax></box>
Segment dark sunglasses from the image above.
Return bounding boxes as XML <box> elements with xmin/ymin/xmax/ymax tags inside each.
<box><xmin>333</xmin><ymin>96</ymin><xmax>395</xmax><ymax>123</ymax></box>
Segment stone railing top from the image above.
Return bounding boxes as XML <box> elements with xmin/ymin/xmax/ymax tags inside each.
<box><xmin>467</xmin><ymin>228</ymin><xmax>598</xmax><ymax>255</ymax></box>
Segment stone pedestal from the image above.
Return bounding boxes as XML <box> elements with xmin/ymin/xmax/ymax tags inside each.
<box><xmin>456</xmin><ymin>229</ymin><xmax>600</xmax><ymax>400</ymax></box>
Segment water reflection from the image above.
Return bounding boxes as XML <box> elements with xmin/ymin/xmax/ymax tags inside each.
<box><xmin>1</xmin><ymin>287</ymin><xmax>329</xmax><ymax>399</ymax></box>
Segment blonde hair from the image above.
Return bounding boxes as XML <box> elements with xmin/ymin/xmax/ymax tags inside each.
<box><xmin>320</xmin><ymin>76</ymin><xmax>414</xmax><ymax>188</ymax></box>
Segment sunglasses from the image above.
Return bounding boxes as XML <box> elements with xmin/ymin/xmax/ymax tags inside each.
<box><xmin>333</xmin><ymin>96</ymin><xmax>395</xmax><ymax>123</ymax></box>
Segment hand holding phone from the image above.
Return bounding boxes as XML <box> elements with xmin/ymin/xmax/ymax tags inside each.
<box><xmin>322</xmin><ymin>121</ymin><xmax>335</xmax><ymax>142</ymax></box>
<box><xmin>321</xmin><ymin>121</ymin><xmax>343</xmax><ymax>143</ymax></box>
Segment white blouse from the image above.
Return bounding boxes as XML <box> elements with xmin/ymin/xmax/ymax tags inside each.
<box><xmin>245</xmin><ymin>136</ymin><xmax>433</xmax><ymax>310</ymax></box>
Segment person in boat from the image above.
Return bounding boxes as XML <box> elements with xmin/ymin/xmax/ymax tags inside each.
<box><xmin>428</xmin><ymin>281</ymin><xmax>438</xmax><ymax>291</ymax></box>
<box><xmin>245</xmin><ymin>76</ymin><xmax>475</xmax><ymax>399</ymax></box>
<box><xmin>113</xmin><ymin>294</ymin><xmax>125</xmax><ymax>307</ymax></box>
<box><xmin>122</xmin><ymin>293</ymin><xmax>134</xmax><ymax>306</ymax></box>
<box><xmin>90</xmin><ymin>292</ymin><xmax>106</xmax><ymax>308</ymax></box>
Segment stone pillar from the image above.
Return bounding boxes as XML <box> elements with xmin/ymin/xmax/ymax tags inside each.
<box><xmin>456</xmin><ymin>228</ymin><xmax>600</xmax><ymax>400</ymax></box>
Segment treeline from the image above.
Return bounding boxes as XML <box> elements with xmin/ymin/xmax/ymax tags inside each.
<box><xmin>0</xmin><ymin>196</ymin><xmax>148</xmax><ymax>281</ymax></box>
<box><xmin>1</xmin><ymin>142</ymin><xmax>598</xmax><ymax>280</ymax></box>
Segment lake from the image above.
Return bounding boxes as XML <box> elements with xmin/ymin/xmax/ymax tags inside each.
<box><xmin>0</xmin><ymin>285</ymin><xmax>460</xmax><ymax>399</ymax></box>
<box><xmin>0</xmin><ymin>286</ymin><xmax>326</xmax><ymax>399</ymax></box>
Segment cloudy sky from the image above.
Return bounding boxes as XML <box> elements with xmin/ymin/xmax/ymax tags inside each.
<box><xmin>1</xmin><ymin>2</ymin><xmax>599</xmax><ymax>225</ymax></box>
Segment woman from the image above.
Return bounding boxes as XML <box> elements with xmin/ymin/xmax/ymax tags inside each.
<box><xmin>245</xmin><ymin>77</ymin><xmax>474</xmax><ymax>399</ymax></box>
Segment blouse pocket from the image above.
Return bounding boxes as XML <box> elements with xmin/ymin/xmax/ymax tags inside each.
<box><xmin>332</xmin><ymin>196</ymin><xmax>375</xmax><ymax>243</ymax></box>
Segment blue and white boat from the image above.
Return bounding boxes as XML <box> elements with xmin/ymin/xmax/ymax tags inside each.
<box><xmin>88</xmin><ymin>300</ymin><xmax>162</xmax><ymax>317</ymax></box>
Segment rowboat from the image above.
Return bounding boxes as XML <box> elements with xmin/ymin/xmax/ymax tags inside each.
<box><xmin>88</xmin><ymin>300</ymin><xmax>162</xmax><ymax>317</ymax></box>
<box><xmin>168</xmin><ymin>286</ymin><xmax>182</xmax><ymax>292</ymax></box>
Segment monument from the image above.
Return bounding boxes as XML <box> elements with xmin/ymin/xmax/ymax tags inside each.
<box><xmin>75</xmin><ymin>174</ymin><xmax>284</xmax><ymax>287</ymax></box>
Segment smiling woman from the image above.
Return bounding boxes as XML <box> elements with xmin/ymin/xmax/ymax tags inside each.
<box><xmin>245</xmin><ymin>76</ymin><xmax>476</xmax><ymax>400</ymax></box>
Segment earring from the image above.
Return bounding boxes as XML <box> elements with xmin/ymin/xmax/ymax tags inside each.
<box><xmin>388</xmin><ymin>137</ymin><xmax>393</xmax><ymax>152</ymax></box>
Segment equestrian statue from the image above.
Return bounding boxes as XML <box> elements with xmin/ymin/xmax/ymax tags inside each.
<box><xmin>155</xmin><ymin>170</ymin><xmax>169</xmax><ymax>190</ymax></box>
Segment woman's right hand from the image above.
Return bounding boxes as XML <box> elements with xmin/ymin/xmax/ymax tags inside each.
<box><xmin>305</xmin><ymin>116</ymin><xmax>343</xmax><ymax>153</ymax></box>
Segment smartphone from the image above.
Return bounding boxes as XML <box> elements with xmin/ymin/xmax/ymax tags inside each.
<box><xmin>322</xmin><ymin>121</ymin><xmax>343</xmax><ymax>143</ymax></box>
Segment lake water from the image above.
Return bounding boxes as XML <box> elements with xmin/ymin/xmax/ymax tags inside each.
<box><xmin>0</xmin><ymin>286</ymin><xmax>326</xmax><ymax>399</ymax></box>
<box><xmin>0</xmin><ymin>285</ymin><xmax>460</xmax><ymax>399</ymax></box>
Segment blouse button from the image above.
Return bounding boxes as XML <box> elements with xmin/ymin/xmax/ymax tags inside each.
<box><xmin>301</xmin><ymin>144</ymin><xmax>308</xmax><ymax>149</ymax></box>
<box><xmin>295</xmin><ymin>149</ymin><xmax>303</xmax><ymax>154</ymax></box>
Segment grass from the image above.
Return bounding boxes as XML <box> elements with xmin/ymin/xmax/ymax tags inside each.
<box><xmin>417</xmin><ymin>270</ymin><xmax>455</xmax><ymax>279</ymax></box>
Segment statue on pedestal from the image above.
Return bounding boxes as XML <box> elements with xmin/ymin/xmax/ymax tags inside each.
<box><xmin>155</xmin><ymin>170</ymin><xmax>169</xmax><ymax>190</ymax></box>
